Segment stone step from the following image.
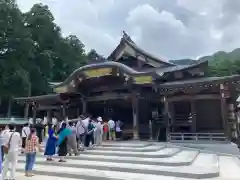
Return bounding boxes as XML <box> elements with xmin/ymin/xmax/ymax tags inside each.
<box><xmin>81</xmin><ymin>147</ymin><xmax>182</xmax><ymax>158</ymax></box>
<box><xmin>218</xmin><ymin>156</ymin><xmax>240</xmax><ymax>179</ymax></box>
<box><xmin>101</xmin><ymin>142</ymin><xmax>152</xmax><ymax>148</ymax></box>
<box><xmin>13</xmin><ymin>173</ymin><xmax>240</xmax><ymax>180</ymax></box>
<box><xmin>16</xmin><ymin>153</ymin><xmax>219</xmax><ymax>179</ymax></box>
<box><xmin>94</xmin><ymin>145</ymin><xmax>165</xmax><ymax>152</ymax></box>
<box><xmin>19</xmin><ymin>149</ymin><xmax>199</xmax><ymax>166</ymax></box>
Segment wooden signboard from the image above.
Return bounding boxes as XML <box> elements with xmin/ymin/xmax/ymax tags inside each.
<box><xmin>84</xmin><ymin>68</ymin><xmax>112</xmax><ymax>78</ymax></box>
<box><xmin>133</xmin><ymin>76</ymin><xmax>152</xmax><ymax>84</ymax></box>
<box><xmin>54</xmin><ymin>86</ymin><xmax>68</xmax><ymax>93</ymax></box>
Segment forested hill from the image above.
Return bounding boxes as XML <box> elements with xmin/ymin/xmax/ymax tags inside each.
<box><xmin>171</xmin><ymin>48</ymin><xmax>240</xmax><ymax>76</ymax></box>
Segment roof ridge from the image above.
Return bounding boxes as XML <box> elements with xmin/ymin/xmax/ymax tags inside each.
<box><xmin>122</xmin><ymin>31</ymin><xmax>135</xmax><ymax>44</ymax></box>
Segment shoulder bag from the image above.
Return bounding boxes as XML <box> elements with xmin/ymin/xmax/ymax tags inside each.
<box><xmin>3</xmin><ymin>132</ymin><xmax>14</xmax><ymax>154</ymax></box>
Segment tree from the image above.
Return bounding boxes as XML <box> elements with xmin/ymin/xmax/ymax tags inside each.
<box><xmin>0</xmin><ymin>0</ymin><xmax>34</xmax><ymax>97</ymax></box>
<box><xmin>23</xmin><ymin>3</ymin><xmax>61</xmax><ymax>94</ymax></box>
<box><xmin>206</xmin><ymin>50</ymin><xmax>240</xmax><ymax>76</ymax></box>
<box><xmin>87</xmin><ymin>49</ymin><xmax>105</xmax><ymax>62</ymax></box>
<box><xmin>24</xmin><ymin>4</ymin><xmax>88</xmax><ymax>85</ymax></box>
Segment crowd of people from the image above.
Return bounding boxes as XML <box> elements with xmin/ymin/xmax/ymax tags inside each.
<box><xmin>0</xmin><ymin>114</ymin><xmax>123</xmax><ymax>179</ymax></box>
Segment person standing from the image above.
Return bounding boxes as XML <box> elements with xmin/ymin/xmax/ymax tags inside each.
<box><xmin>67</xmin><ymin>122</ymin><xmax>78</xmax><ymax>156</ymax></box>
<box><xmin>95</xmin><ymin>117</ymin><xmax>103</xmax><ymax>145</ymax></box>
<box><xmin>21</xmin><ymin>123</ymin><xmax>30</xmax><ymax>153</ymax></box>
<box><xmin>2</xmin><ymin>124</ymin><xmax>21</xmax><ymax>180</ymax></box>
<box><xmin>1</xmin><ymin>125</ymin><xmax>9</xmax><ymax>161</ymax></box>
<box><xmin>93</xmin><ymin>119</ymin><xmax>98</xmax><ymax>146</ymax></box>
<box><xmin>84</xmin><ymin>119</ymin><xmax>95</xmax><ymax>147</ymax></box>
<box><xmin>57</xmin><ymin>122</ymin><xmax>68</xmax><ymax>162</ymax></box>
<box><xmin>44</xmin><ymin>124</ymin><xmax>57</xmax><ymax>161</ymax></box>
<box><xmin>108</xmin><ymin>118</ymin><xmax>116</xmax><ymax>140</ymax></box>
<box><xmin>102</xmin><ymin>121</ymin><xmax>108</xmax><ymax>141</ymax></box>
<box><xmin>76</xmin><ymin>116</ymin><xmax>86</xmax><ymax>150</ymax></box>
<box><xmin>116</xmin><ymin>120</ymin><xmax>123</xmax><ymax>140</ymax></box>
<box><xmin>34</xmin><ymin>121</ymin><xmax>44</xmax><ymax>144</ymax></box>
<box><xmin>24</xmin><ymin>128</ymin><xmax>42</xmax><ymax>177</ymax></box>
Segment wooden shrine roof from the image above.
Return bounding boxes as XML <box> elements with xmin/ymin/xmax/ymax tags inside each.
<box><xmin>15</xmin><ymin>94</ymin><xmax>61</xmax><ymax>102</ymax></box>
<box><xmin>149</xmin><ymin>59</ymin><xmax>208</xmax><ymax>75</ymax></box>
<box><xmin>159</xmin><ymin>75</ymin><xmax>240</xmax><ymax>88</ymax></box>
<box><xmin>52</xmin><ymin>61</ymin><xmax>152</xmax><ymax>91</ymax></box>
<box><xmin>108</xmin><ymin>31</ymin><xmax>175</xmax><ymax>67</ymax></box>
<box><xmin>51</xmin><ymin>59</ymin><xmax>207</xmax><ymax>93</ymax></box>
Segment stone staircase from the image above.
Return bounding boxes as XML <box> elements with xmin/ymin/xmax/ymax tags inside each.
<box><xmin>11</xmin><ymin>141</ymin><xmax>240</xmax><ymax>180</ymax></box>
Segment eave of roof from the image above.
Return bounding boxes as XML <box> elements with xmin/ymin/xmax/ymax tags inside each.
<box><xmin>53</xmin><ymin>61</ymin><xmax>151</xmax><ymax>88</ymax></box>
<box><xmin>14</xmin><ymin>94</ymin><xmax>61</xmax><ymax>102</ymax></box>
<box><xmin>107</xmin><ymin>31</ymin><xmax>175</xmax><ymax>66</ymax></box>
<box><xmin>154</xmin><ymin>59</ymin><xmax>208</xmax><ymax>75</ymax></box>
<box><xmin>124</xmin><ymin>38</ymin><xmax>175</xmax><ymax>66</ymax></box>
<box><xmin>159</xmin><ymin>75</ymin><xmax>240</xmax><ymax>88</ymax></box>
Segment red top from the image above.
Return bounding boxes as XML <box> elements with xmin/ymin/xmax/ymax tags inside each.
<box><xmin>103</xmin><ymin>123</ymin><xmax>108</xmax><ymax>132</ymax></box>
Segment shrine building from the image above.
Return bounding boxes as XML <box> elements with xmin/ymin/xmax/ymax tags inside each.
<box><xmin>15</xmin><ymin>32</ymin><xmax>240</xmax><ymax>141</ymax></box>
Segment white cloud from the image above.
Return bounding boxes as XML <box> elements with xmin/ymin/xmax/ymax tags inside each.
<box><xmin>16</xmin><ymin>0</ymin><xmax>240</xmax><ymax>60</ymax></box>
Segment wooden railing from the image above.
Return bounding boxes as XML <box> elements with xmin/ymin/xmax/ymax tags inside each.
<box><xmin>168</xmin><ymin>132</ymin><xmax>228</xmax><ymax>141</ymax></box>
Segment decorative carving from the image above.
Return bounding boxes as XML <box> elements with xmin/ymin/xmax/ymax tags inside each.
<box><xmin>54</xmin><ymin>86</ymin><xmax>68</xmax><ymax>93</ymax></box>
<box><xmin>133</xmin><ymin>76</ymin><xmax>153</xmax><ymax>84</ymax></box>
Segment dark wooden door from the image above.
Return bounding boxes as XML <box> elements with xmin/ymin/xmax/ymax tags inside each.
<box><xmin>195</xmin><ymin>99</ymin><xmax>223</xmax><ymax>132</ymax></box>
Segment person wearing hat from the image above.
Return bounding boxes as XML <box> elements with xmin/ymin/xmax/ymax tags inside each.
<box><xmin>94</xmin><ymin>117</ymin><xmax>103</xmax><ymax>146</ymax></box>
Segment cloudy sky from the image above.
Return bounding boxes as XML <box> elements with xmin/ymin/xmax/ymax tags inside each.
<box><xmin>17</xmin><ymin>0</ymin><xmax>240</xmax><ymax>60</ymax></box>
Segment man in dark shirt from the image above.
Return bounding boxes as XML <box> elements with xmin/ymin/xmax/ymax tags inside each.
<box><xmin>84</xmin><ymin>119</ymin><xmax>95</xmax><ymax>147</ymax></box>
<box><xmin>34</xmin><ymin>123</ymin><xmax>44</xmax><ymax>143</ymax></box>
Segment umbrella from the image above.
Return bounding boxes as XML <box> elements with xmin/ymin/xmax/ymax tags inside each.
<box><xmin>56</xmin><ymin>128</ymin><xmax>72</xmax><ymax>146</ymax></box>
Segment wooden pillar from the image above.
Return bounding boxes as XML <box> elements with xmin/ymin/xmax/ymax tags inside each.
<box><xmin>163</xmin><ymin>96</ymin><xmax>169</xmax><ymax>141</ymax></box>
<box><xmin>82</xmin><ymin>98</ymin><xmax>87</xmax><ymax>114</ymax></box>
<box><xmin>24</xmin><ymin>102</ymin><xmax>29</xmax><ymax>120</ymax></box>
<box><xmin>169</xmin><ymin>102</ymin><xmax>174</xmax><ymax>132</ymax></box>
<box><xmin>24</xmin><ymin>83</ymin><xmax>31</xmax><ymax>121</ymax></box>
<box><xmin>32</xmin><ymin>104</ymin><xmax>37</xmax><ymax>125</ymax></box>
<box><xmin>220</xmin><ymin>84</ymin><xmax>228</xmax><ymax>138</ymax></box>
<box><xmin>132</xmin><ymin>95</ymin><xmax>139</xmax><ymax>140</ymax></box>
<box><xmin>7</xmin><ymin>98</ymin><xmax>12</xmax><ymax>118</ymax></box>
<box><xmin>47</xmin><ymin>110</ymin><xmax>52</xmax><ymax>124</ymax></box>
<box><xmin>190</xmin><ymin>99</ymin><xmax>197</xmax><ymax>132</ymax></box>
<box><xmin>77</xmin><ymin>107</ymin><xmax>80</xmax><ymax>117</ymax></box>
<box><xmin>62</xmin><ymin>104</ymin><xmax>67</xmax><ymax>121</ymax></box>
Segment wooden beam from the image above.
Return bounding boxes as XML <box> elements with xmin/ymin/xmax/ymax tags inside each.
<box><xmin>37</xmin><ymin>105</ymin><xmax>62</xmax><ymax>111</ymax></box>
<box><xmin>87</xmin><ymin>93</ymin><xmax>131</xmax><ymax>102</ymax></box>
<box><xmin>167</xmin><ymin>94</ymin><xmax>221</xmax><ymax>102</ymax></box>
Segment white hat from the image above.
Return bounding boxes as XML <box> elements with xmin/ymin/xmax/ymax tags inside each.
<box><xmin>97</xmin><ymin>117</ymin><xmax>102</xmax><ymax>122</ymax></box>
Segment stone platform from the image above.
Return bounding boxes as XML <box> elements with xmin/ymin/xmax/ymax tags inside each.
<box><xmin>8</xmin><ymin>141</ymin><xmax>240</xmax><ymax>180</ymax></box>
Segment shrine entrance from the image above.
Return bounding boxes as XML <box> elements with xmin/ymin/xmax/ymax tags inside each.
<box><xmin>87</xmin><ymin>99</ymin><xmax>133</xmax><ymax>139</ymax></box>
<box><xmin>150</xmin><ymin>101</ymin><xmax>167</xmax><ymax>141</ymax></box>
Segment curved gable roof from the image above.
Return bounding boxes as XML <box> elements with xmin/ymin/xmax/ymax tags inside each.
<box><xmin>53</xmin><ymin>61</ymin><xmax>150</xmax><ymax>88</ymax></box>
<box><xmin>108</xmin><ymin>31</ymin><xmax>175</xmax><ymax>67</ymax></box>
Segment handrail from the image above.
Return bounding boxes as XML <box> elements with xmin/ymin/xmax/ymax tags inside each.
<box><xmin>168</xmin><ymin>132</ymin><xmax>228</xmax><ymax>141</ymax></box>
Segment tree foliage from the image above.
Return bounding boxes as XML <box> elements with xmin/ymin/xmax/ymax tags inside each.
<box><xmin>1</xmin><ymin>0</ymin><xmax>240</xmax><ymax>107</ymax></box>
<box><xmin>0</xmin><ymin>1</ymin><xmax>89</xmax><ymax>99</ymax></box>
<box><xmin>173</xmin><ymin>49</ymin><xmax>240</xmax><ymax>77</ymax></box>
<box><xmin>201</xmin><ymin>49</ymin><xmax>240</xmax><ymax>76</ymax></box>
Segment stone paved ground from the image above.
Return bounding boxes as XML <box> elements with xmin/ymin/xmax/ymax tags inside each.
<box><xmin>3</xmin><ymin>141</ymin><xmax>240</xmax><ymax>180</ymax></box>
